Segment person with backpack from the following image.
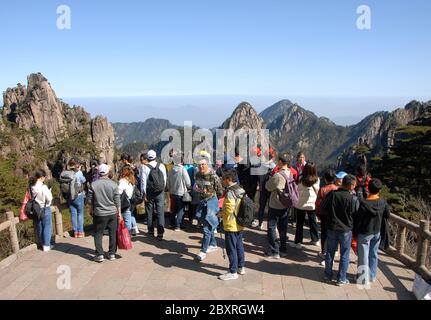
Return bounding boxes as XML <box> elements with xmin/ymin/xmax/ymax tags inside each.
<box><xmin>316</xmin><ymin>169</ymin><xmax>339</xmax><ymax>264</ymax></box>
<box><xmin>140</xmin><ymin>150</ymin><xmax>167</xmax><ymax>241</ymax></box>
<box><xmin>168</xmin><ymin>154</ymin><xmax>192</xmax><ymax>231</ymax></box>
<box><xmin>320</xmin><ymin>174</ymin><xmax>359</xmax><ymax>286</ymax></box>
<box><xmin>217</xmin><ymin>169</ymin><xmax>246</xmax><ymax>281</ymax></box>
<box><xmin>118</xmin><ymin>167</ymin><xmax>140</xmax><ymax>235</ymax></box>
<box><xmin>290</xmin><ymin>162</ymin><xmax>320</xmax><ymax>249</ymax></box>
<box><xmin>60</xmin><ymin>159</ymin><xmax>87</xmax><ymax>238</ymax></box>
<box><xmin>194</xmin><ymin>156</ymin><xmax>224</xmax><ymax>262</ymax></box>
<box><xmin>265</xmin><ymin>153</ymin><xmax>298</xmax><ymax>259</ymax></box>
<box><xmin>87</xmin><ymin>164</ymin><xmax>122</xmax><ymax>262</ymax></box>
<box><xmin>29</xmin><ymin>169</ymin><xmax>53</xmax><ymax>252</ymax></box>
<box><xmin>354</xmin><ymin>179</ymin><xmax>390</xmax><ymax>286</ymax></box>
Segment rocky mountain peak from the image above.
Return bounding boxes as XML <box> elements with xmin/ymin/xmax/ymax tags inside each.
<box><xmin>1</xmin><ymin>73</ymin><xmax>116</xmax><ymax>172</ymax></box>
<box><xmin>221</xmin><ymin>102</ymin><xmax>264</xmax><ymax>130</ymax></box>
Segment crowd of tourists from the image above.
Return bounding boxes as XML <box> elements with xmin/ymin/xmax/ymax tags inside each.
<box><xmin>24</xmin><ymin>147</ymin><xmax>390</xmax><ymax>286</ymax></box>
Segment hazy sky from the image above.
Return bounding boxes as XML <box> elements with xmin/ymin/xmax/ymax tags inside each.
<box><xmin>0</xmin><ymin>0</ymin><xmax>430</xmax><ymax>125</ymax></box>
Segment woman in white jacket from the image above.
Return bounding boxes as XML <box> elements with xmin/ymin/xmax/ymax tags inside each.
<box><xmin>290</xmin><ymin>162</ymin><xmax>320</xmax><ymax>249</ymax></box>
<box><xmin>118</xmin><ymin>167</ymin><xmax>139</xmax><ymax>235</ymax></box>
<box><xmin>30</xmin><ymin>170</ymin><xmax>53</xmax><ymax>252</ymax></box>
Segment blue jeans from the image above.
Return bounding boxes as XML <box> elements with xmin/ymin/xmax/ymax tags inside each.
<box><xmin>225</xmin><ymin>231</ymin><xmax>245</xmax><ymax>274</ymax></box>
<box><xmin>325</xmin><ymin>230</ymin><xmax>352</xmax><ymax>282</ymax></box>
<box><xmin>69</xmin><ymin>194</ymin><xmax>85</xmax><ymax>233</ymax></box>
<box><xmin>202</xmin><ymin>219</ymin><xmax>218</xmax><ymax>253</ymax></box>
<box><xmin>146</xmin><ymin>192</ymin><xmax>165</xmax><ymax>235</ymax></box>
<box><xmin>37</xmin><ymin>207</ymin><xmax>52</xmax><ymax>247</ymax></box>
<box><xmin>122</xmin><ymin>209</ymin><xmax>137</xmax><ymax>232</ymax></box>
<box><xmin>196</xmin><ymin>196</ymin><xmax>220</xmax><ymax>253</ymax></box>
<box><xmin>267</xmin><ymin>207</ymin><xmax>288</xmax><ymax>254</ymax></box>
<box><xmin>357</xmin><ymin>232</ymin><xmax>381</xmax><ymax>283</ymax></box>
<box><xmin>171</xmin><ymin>195</ymin><xmax>186</xmax><ymax>229</ymax></box>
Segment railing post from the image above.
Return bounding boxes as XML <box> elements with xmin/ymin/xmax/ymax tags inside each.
<box><xmin>396</xmin><ymin>225</ymin><xmax>406</xmax><ymax>257</ymax></box>
<box><xmin>6</xmin><ymin>211</ymin><xmax>20</xmax><ymax>254</ymax></box>
<box><xmin>53</xmin><ymin>206</ymin><xmax>63</xmax><ymax>237</ymax></box>
<box><xmin>416</xmin><ymin>220</ymin><xmax>430</xmax><ymax>269</ymax></box>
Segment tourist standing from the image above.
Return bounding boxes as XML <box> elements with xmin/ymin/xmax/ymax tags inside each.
<box><xmin>118</xmin><ymin>167</ymin><xmax>139</xmax><ymax>235</ymax></box>
<box><xmin>218</xmin><ymin>169</ymin><xmax>246</xmax><ymax>281</ymax></box>
<box><xmin>30</xmin><ymin>170</ymin><xmax>53</xmax><ymax>252</ymax></box>
<box><xmin>355</xmin><ymin>179</ymin><xmax>390</xmax><ymax>285</ymax></box>
<box><xmin>321</xmin><ymin>175</ymin><xmax>359</xmax><ymax>286</ymax></box>
<box><xmin>141</xmin><ymin>150</ymin><xmax>167</xmax><ymax>240</ymax></box>
<box><xmin>87</xmin><ymin>164</ymin><xmax>121</xmax><ymax>262</ymax></box>
<box><xmin>290</xmin><ymin>162</ymin><xmax>320</xmax><ymax>249</ymax></box>
<box><xmin>265</xmin><ymin>153</ymin><xmax>294</xmax><ymax>259</ymax></box>
<box><xmin>316</xmin><ymin>169</ymin><xmax>339</xmax><ymax>264</ymax></box>
<box><xmin>168</xmin><ymin>156</ymin><xmax>192</xmax><ymax>231</ymax></box>
<box><xmin>194</xmin><ymin>157</ymin><xmax>224</xmax><ymax>262</ymax></box>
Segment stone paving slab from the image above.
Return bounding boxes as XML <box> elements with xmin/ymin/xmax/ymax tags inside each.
<box><xmin>0</xmin><ymin>221</ymin><xmax>416</xmax><ymax>300</ymax></box>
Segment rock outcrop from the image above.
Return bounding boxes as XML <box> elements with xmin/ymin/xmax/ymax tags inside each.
<box><xmin>1</xmin><ymin>73</ymin><xmax>115</xmax><ymax>175</ymax></box>
<box><xmin>221</xmin><ymin>102</ymin><xmax>265</xmax><ymax>131</ymax></box>
<box><xmin>91</xmin><ymin>116</ymin><xmax>115</xmax><ymax>164</ymax></box>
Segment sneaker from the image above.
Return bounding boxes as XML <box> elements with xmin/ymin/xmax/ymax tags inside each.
<box><xmin>238</xmin><ymin>267</ymin><xmax>246</xmax><ymax>275</ymax></box>
<box><xmin>320</xmin><ymin>260</ymin><xmax>326</xmax><ymax>266</ymax></box>
<box><xmin>78</xmin><ymin>232</ymin><xmax>85</xmax><ymax>238</ymax></box>
<box><xmin>289</xmin><ymin>242</ymin><xmax>302</xmax><ymax>249</ymax></box>
<box><xmin>73</xmin><ymin>232</ymin><xmax>78</xmax><ymax>238</ymax></box>
<box><xmin>134</xmin><ymin>226</ymin><xmax>140</xmax><ymax>234</ymax></box>
<box><xmin>94</xmin><ymin>255</ymin><xmax>105</xmax><ymax>263</ymax></box>
<box><xmin>318</xmin><ymin>252</ymin><xmax>326</xmax><ymax>260</ymax></box>
<box><xmin>157</xmin><ymin>235</ymin><xmax>163</xmax><ymax>241</ymax></box>
<box><xmin>218</xmin><ymin>273</ymin><xmax>239</xmax><ymax>281</ymax></box>
<box><xmin>370</xmin><ymin>278</ymin><xmax>377</xmax><ymax>283</ymax></box>
<box><xmin>207</xmin><ymin>246</ymin><xmax>219</xmax><ymax>253</ymax></box>
<box><xmin>42</xmin><ymin>245</ymin><xmax>52</xmax><ymax>252</ymax></box>
<box><xmin>264</xmin><ymin>251</ymin><xmax>280</xmax><ymax>259</ymax></box>
<box><xmin>336</xmin><ymin>279</ymin><xmax>350</xmax><ymax>286</ymax></box>
<box><xmin>148</xmin><ymin>232</ymin><xmax>155</xmax><ymax>237</ymax></box>
<box><xmin>251</xmin><ymin>220</ymin><xmax>259</xmax><ymax>228</ymax></box>
<box><xmin>174</xmin><ymin>228</ymin><xmax>181</xmax><ymax>232</ymax></box>
<box><xmin>196</xmin><ymin>252</ymin><xmax>207</xmax><ymax>262</ymax></box>
<box><xmin>323</xmin><ymin>276</ymin><xmax>332</xmax><ymax>284</ymax></box>
<box><xmin>280</xmin><ymin>251</ymin><xmax>288</xmax><ymax>258</ymax></box>
<box><xmin>108</xmin><ymin>254</ymin><xmax>116</xmax><ymax>261</ymax></box>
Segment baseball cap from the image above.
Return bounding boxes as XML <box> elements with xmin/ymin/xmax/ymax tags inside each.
<box><xmin>146</xmin><ymin>150</ymin><xmax>157</xmax><ymax>161</ymax></box>
<box><xmin>336</xmin><ymin>171</ymin><xmax>348</xmax><ymax>179</ymax></box>
<box><xmin>99</xmin><ymin>164</ymin><xmax>110</xmax><ymax>176</ymax></box>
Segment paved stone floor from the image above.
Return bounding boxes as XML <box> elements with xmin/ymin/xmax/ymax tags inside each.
<box><xmin>0</xmin><ymin>222</ymin><xmax>415</xmax><ymax>300</ymax></box>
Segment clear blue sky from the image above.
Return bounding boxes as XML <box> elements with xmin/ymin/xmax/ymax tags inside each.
<box><xmin>0</xmin><ymin>0</ymin><xmax>430</xmax><ymax>98</ymax></box>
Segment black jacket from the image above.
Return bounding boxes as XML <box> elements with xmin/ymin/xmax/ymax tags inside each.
<box><xmin>354</xmin><ymin>198</ymin><xmax>391</xmax><ymax>236</ymax></box>
<box><xmin>321</xmin><ymin>189</ymin><xmax>359</xmax><ymax>232</ymax></box>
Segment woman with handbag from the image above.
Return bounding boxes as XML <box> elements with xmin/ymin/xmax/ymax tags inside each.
<box><xmin>118</xmin><ymin>167</ymin><xmax>139</xmax><ymax>235</ymax></box>
<box><xmin>168</xmin><ymin>156</ymin><xmax>192</xmax><ymax>231</ymax></box>
<box><xmin>30</xmin><ymin>169</ymin><xmax>53</xmax><ymax>252</ymax></box>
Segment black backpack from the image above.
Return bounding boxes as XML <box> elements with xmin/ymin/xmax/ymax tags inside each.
<box><xmin>233</xmin><ymin>193</ymin><xmax>256</xmax><ymax>227</ymax></box>
<box><xmin>146</xmin><ymin>163</ymin><xmax>165</xmax><ymax>194</ymax></box>
<box><xmin>130</xmin><ymin>185</ymin><xmax>144</xmax><ymax>205</ymax></box>
<box><xmin>120</xmin><ymin>190</ymin><xmax>131</xmax><ymax>212</ymax></box>
<box><xmin>25</xmin><ymin>187</ymin><xmax>46</xmax><ymax>220</ymax></box>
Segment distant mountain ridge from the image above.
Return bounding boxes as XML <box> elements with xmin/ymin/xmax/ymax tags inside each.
<box><xmin>113</xmin><ymin>118</ymin><xmax>178</xmax><ymax>148</ymax></box>
<box><xmin>112</xmin><ymin>98</ymin><xmax>430</xmax><ymax>169</ymax></box>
